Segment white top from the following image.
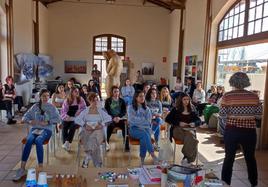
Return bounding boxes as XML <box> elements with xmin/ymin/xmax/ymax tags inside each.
<box><xmin>84</xmin><ymin>114</ymin><xmax>101</xmax><ymax>128</ymax></box>
<box><xmin>55</xmin><ymin>97</ymin><xmax>65</xmax><ymax>104</ymax></box>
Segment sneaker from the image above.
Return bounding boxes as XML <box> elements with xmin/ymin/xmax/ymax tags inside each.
<box><xmin>13</xmin><ymin>168</ymin><xmax>27</xmax><ymax>181</ymax></box>
<box><xmin>7</xmin><ymin>119</ymin><xmax>17</xmax><ymax>125</ymax></box>
<box><xmin>153</xmin><ymin>144</ymin><xmax>160</xmax><ymax>152</ymax></box>
<box><xmin>152</xmin><ymin>156</ymin><xmax>160</xmax><ymax>165</ymax></box>
<box><xmin>106</xmin><ymin>142</ymin><xmax>110</xmax><ymax>152</ymax></box>
<box><xmin>62</xmin><ymin>142</ymin><xmax>69</xmax><ymax>152</ymax></box>
<box><xmin>20</xmin><ymin>107</ymin><xmax>27</xmax><ymax>112</ymax></box>
<box><xmin>82</xmin><ymin>159</ymin><xmax>89</xmax><ymax>168</ymax></box>
<box><xmin>181</xmin><ymin>158</ymin><xmax>189</xmax><ymax>166</ymax></box>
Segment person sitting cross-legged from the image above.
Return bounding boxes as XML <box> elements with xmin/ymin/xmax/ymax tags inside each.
<box><xmin>105</xmin><ymin>86</ymin><xmax>129</xmax><ymax>151</ymax></box>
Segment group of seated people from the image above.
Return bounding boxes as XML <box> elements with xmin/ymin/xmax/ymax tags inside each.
<box><xmin>13</xmin><ymin>76</ymin><xmax>227</xmax><ymax>181</ymax></box>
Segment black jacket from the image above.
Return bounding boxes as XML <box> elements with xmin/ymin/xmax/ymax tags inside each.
<box><xmin>104</xmin><ymin>97</ymin><xmax>126</xmax><ymax>118</ymax></box>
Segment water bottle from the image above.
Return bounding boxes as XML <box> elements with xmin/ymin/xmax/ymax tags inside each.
<box><xmin>37</xmin><ymin>172</ymin><xmax>48</xmax><ymax>187</ymax></box>
<box><xmin>26</xmin><ymin>168</ymin><xmax>37</xmax><ymax>187</ymax></box>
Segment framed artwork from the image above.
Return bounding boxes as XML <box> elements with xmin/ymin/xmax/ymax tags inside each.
<box><xmin>185</xmin><ymin>55</ymin><xmax>198</xmax><ymax>85</ymax></box>
<box><xmin>173</xmin><ymin>63</ymin><xmax>178</xmax><ymax>77</ymax></box>
<box><xmin>64</xmin><ymin>60</ymin><xmax>87</xmax><ymax>74</ymax></box>
<box><xmin>142</xmin><ymin>63</ymin><xmax>154</xmax><ymax>75</ymax></box>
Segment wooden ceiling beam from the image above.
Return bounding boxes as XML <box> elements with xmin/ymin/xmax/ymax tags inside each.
<box><xmin>147</xmin><ymin>0</ymin><xmax>173</xmax><ymax>11</ymax></box>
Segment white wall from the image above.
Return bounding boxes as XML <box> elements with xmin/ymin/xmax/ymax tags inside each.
<box><xmin>48</xmin><ymin>1</ymin><xmax>170</xmax><ymax>84</ymax></box>
<box><xmin>168</xmin><ymin>10</ymin><xmax>180</xmax><ymax>90</ymax></box>
<box><xmin>13</xmin><ymin>0</ymin><xmax>33</xmax><ymax>104</ymax></box>
<box><xmin>39</xmin><ymin>2</ymin><xmax>49</xmax><ymax>54</ymax></box>
<box><xmin>182</xmin><ymin>0</ymin><xmax>206</xmax><ymax>84</ymax></box>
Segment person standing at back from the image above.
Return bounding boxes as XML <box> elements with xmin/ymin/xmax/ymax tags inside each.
<box><xmin>220</xmin><ymin>72</ymin><xmax>263</xmax><ymax>187</ymax></box>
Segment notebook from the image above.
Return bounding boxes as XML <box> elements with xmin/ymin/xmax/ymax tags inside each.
<box><xmin>142</xmin><ymin>165</ymin><xmax>161</xmax><ymax>182</ymax></box>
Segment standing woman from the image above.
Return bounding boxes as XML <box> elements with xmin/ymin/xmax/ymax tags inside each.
<box><xmin>75</xmin><ymin>93</ymin><xmax>112</xmax><ymax>168</ymax></box>
<box><xmin>51</xmin><ymin>83</ymin><xmax>66</xmax><ymax>109</ymax></box>
<box><xmin>220</xmin><ymin>72</ymin><xmax>262</xmax><ymax>186</ymax></box>
<box><xmin>165</xmin><ymin>93</ymin><xmax>201</xmax><ymax>166</ymax></box>
<box><xmin>145</xmin><ymin>88</ymin><xmax>163</xmax><ymax>150</ymax></box>
<box><xmin>121</xmin><ymin>78</ymin><xmax>135</xmax><ymax>106</ymax></box>
<box><xmin>13</xmin><ymin>89</ymin><xmax>60</xmax><ymax>181</ymax></box>
<box><xmin>61</xmin><ymin>87</ymin><xmax>86</xmax><ymax>151</ymax></box>
<box><xmin>127</xmin><ymin>90</ymin><xmax>159</xmax><ymax>165</ymax></box>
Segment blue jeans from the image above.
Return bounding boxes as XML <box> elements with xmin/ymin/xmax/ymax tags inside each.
<box><xmin>129</xmin><ymin>127</ymin><xmax>153</xmax><ymax>158</ymax></box>
<box><xmin>22</xmin><ymin>128</ymin><xmax>52</xmax><ymax>164</ymax></box>
<box><xmin>123</xmin><ymin>96</ymin><xmax>133</xmax><ymax>106</ymax></box>
<box><xmin>151</xmin><ymin>117</ymin><xmax>163</xmax><ymax>143</ymax></box>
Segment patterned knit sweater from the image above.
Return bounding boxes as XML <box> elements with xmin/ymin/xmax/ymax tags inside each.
<box><xmin>219</xmin><ymin>89</ymin><xmax>262</xmax><ymax>129</ymax></box>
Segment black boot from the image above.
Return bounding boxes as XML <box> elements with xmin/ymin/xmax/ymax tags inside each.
<box><xmin>7</xmin><ymin>119</ymin><xmax>17</xmax><ymax>124</ymax></box>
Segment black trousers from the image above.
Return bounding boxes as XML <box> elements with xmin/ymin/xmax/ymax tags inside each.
<box><xmin>107</xmin><ymin>120</ymin><xmax>129</xmax><ymax>148</ymax></box>
<box><xmin>62</xmin><ymin>121</ymin><xmax>77</xmax><ymax>143</ymax></box>
<box><xmin>221</xmin><ymin>128</ymin><xmax>257</xmax><ymax>186</ymax></box>
<box><xmin>0</xmin><ymin>100</ymin><xmax>13</xmax><ymax>119</ymax></box>
<box><xmin>14</xmin><ymin>96</ymin><xmax>24</xmax><ymax>111</ymax></box>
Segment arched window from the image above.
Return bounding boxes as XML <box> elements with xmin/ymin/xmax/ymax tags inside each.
<box><xmin>216</xmin><ymin>0</ymin><xmax>268</xmax><ymax>99</ymax></box>
<box><xmin>92</xmin><ymin>34</ymin><xmax>126</xmax><ymax>83</ymax></box>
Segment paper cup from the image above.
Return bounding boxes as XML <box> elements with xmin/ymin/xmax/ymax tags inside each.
<box><xmin>26</xmin><ymin>168</ymin><xmax>36</xmax><ymax>182</ymax></box>
<box><xmin>37</xmin><ymin>172</ymin><xmax>47</xmax><ymax>185</ymax></box>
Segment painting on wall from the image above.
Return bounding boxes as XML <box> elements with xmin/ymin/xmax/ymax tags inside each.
<box><xmin>197</xmin><ymin>60</ymin><xmax>203</xmax><ymax>81</ymax></box>
<box><xmin>173</xmin><ymin>63</ymin><xmax>178</xmax><ymax>77</ymax></box>
<box><xmin>142</xmin><ymin>63</ymin><xmax>154</xmax><ymax>75</ymax></box>
<box><xmin>184</xmin><ymin>55</ymin><xmax>198</xmax><ymax>86</ymax></box>
<box><xmin>64</xmin><ymin>60</ymin><xmax>87</xmax><ymax>74</ymax></box>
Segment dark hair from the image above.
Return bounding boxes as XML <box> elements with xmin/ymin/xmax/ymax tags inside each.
<box><xmin>132</xmin><ymin>90</ymin><xmax>146</xmax><ymax>111</ymax></box>
<box><xmin>55</xmin><ymin>83</ymin><xmax>65</xmax><ymax>94</ymax></box>
<box><xmin>175</xmin><ymin>92</ymin><xmax>193</xmax><ymax>113</ymax></box>
<box><xmin>38</xmin><ymin>89</ymin><xmax>50</xmax><ymax>115</ymax></box>
<box><xmin>110</xmin><ymin>85</ymin><xmax>120</xmax><ymax>97</ymax></box>
<box><xmin>82</xmin><ymin>84</ymin><xmax>88</xmax><ymax>88</ymax></box>
<box><xmin>229</xmin><ymin>72</ymin><xmax>250</xmax><ymax>89</ymax></box>
<box><xmin>145</xmin><ymin>88</ymin><xmax>157</xmax><ymax>102</ymax></box>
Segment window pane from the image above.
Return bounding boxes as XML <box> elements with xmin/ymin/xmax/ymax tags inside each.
<box><xmin>257</xmin><ymin>0</ymin><xmax>264</xmax><ymax>5</ymax></box>
<box><xmin>228</xmin><ymin>28</ymin><xmax>233</xmax><ymax>39</ymax></box>
<box><xmin>96</xmin><ymin>47</ymin><xmax>101</xmax><ymax>51</ymax></box>
<box><xmin>96</xmin><ymin>38</ymin><xmax>101</xmax><ymax>42</ymax></box>
<box><xmin>238</xmin><ymin>25</ymin><xmax>244</xmax><ymax>37</ymax></box>
<box><xmin>224</xmin><ymin>19</ymin><xmax>229</xmax><ymax>29</ymax></box>
<box><xmin>101</xmin><ymin>37</ymin><xmax>108</xmax><ymax>41</ymax></box>
<box><xmin>96</xmin><ymin>41</ymin><xmax>101</xmax><ymax>46</ymax></box>
<box><xmin>112</xmin><ymin>37</ymin><xmax>118</xmax><ymax>42</ymax></box>
<box><xmin>249</xmin><ymin>8</ymin><xmax>256</xmax><ymax>21</ymax></box>
<box><xmin>118</xmin><ymin>42</ymin><xmax>123</xmax><ymax>47</ymax></box>
<box><xmin>234</xmin><ymin>15</ymin><xmax>239</xmax><ymax>26</ymax></box>
<box><xmin>233</xmin><ymin>26</ymin><xmax>238</xmax><ymax>38</ymax></box>
<box><xmin>262</xmin><ymin>17</ymin><xmax>268</xmax><ymax>31</ymax></box>
<box><xmin>255</xmin><ymin>19</ymin><xmax>262</xmax><ymax>33</ymax></box>
<box><xmin>220</xmin><ymin>21</ymin><xmax>224</xmax><ymax>30</ymax></box>
<box><xmin>240</xmin><ymin>2</ymin><xmax>246</xmax><ymax>11</ymax></box>
<box><xmin>102</xmin><ymin>47</ymin><xmax>107</xmax><ymax>51</ymax></box>
<box><xmin>229</xmin><ymin>8</ymin><xmax>234</xmax><ymax>16</ymax></box>
<box><xmin>235</xmin><ymin>4</ymin><xmax>240</xmax><ymax>14</ymax></box>
<box><xmin>229</xmin><ymin>17</ymin><xmax>234</xmax><ymax>28</ymax></box>
<box><xmin>256</xmin><ymin>5</ymin><xmax>263</xmax><ymax>19</ymax></box>
<box><xmin>219</xmin><ymin>31</ymin><xmax>223</xmax><ymax>41</ymax></box>
<box><xmin>239</xmin><ymin>12</ymin><xmax>245</xmax><ymax>24</ymax></box>
<box><xmin>224</xmin><ymin>31</ymin><xmax>228</xmax><ymax>40</ymax></box>
<box><xmin>264</xmin><ymin>2</ymin><xmax>268</xmax><ymax>16</ymax></box>
<box><xmin>250</xmin><ymin>0</ymin><xmax>256</xmax><ymax>8</ymax></box>
<box><xmin>248</xmin><ymin>21</ymin><xmax>255</xmax><ymax>34</ymax></box>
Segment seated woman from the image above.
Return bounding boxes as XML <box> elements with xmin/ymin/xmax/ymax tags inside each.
<box><xmin>13</xmin><ymin>89</ymin><xmax>60</xmax><ymax>181</ymax></box>
<box><xmin>146</xmin><ymin>88</ymin><xmax>163</xmax><ymax>150</ymax></box>
<box><xmin>192</xmin><ymin>82</ymin><xmax>206</xmax><ymax>116</ymax></box>
<box><xmin>61</xmin><ymin>87</ymin><xmax>86</xmax><ymax>151</ymax></box>
<box><xmin>127</xmin><ymin>90</ymin><xmax>159</xmax><ymax>165</ymax></box>
<box><xmin>0</xmin><ymin>81</ymin><xmax>16</xmax><ymax>124</ymax></box>
<box><xmin>121</xmin><ymin>78</ymin><xmax>135</xmax><ymax>106</ymax></box>
<box><xmin>51</xmin><ymin>83</ymin><xmax>66</xmax><ymax>109</ymax></box>
<box><xmin>105</xmin><ymin>86</ymin><xmax>129</xmax><ymax>151</ymax></box>
<box><xmin>80</xmin><ymin>84</ymin><xmax>90</xmax><ymax>106</ymax></box>
<box><xmin>3</xmin><ymin>75</ymin><xmax>26</xmax><ymax>113</ymax></box>
<box><xmin>160</xmin><ymin>87</ymin><xmax>173</xmax><ymax>112</ymax></box>
<box><xmin>65</xmin><ymin>79</ymin><xmax>74</xmax><ymax>95</ymax></box>
<box><xmin>75</xmin><ymin>93</ymin><xmax>112</xmax><ymax>168</ymax></box>
<box><xmin>165</xmin><ymin>93</ymin><xmax>201</xmax><ymax>166</ymax></box>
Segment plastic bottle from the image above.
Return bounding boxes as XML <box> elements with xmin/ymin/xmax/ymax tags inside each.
<box><xmin>26</xmin><ymin>168</ymin><xmax>37</xmax><ymax>187</ymax></box>
<box><xmin>37</xmin><ymin>172</ymin><xmax>48</xmax><ymax>187</ymax></box>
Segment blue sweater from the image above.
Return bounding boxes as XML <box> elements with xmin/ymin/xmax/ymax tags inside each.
<box><xmin>127</xmin><ymin>105</ymin><xmax>152</xmax><ymax>129</ymax></box>
<box><xmin>22</xmin><ymin>103</ymin><xmax>61</xmax><ymax>132</ymax></box>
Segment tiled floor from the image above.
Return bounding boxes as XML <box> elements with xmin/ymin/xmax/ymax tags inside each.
<box><xmin>0</xmin><ymin>121</ymin><xmax>267</xmax><ymax>187</ymax></box>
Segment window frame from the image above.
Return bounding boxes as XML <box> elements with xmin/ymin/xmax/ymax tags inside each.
<box><xmin>217</xmin><ymin>0</ymin><xmax>268</xmax><ymax>49</ymax></box>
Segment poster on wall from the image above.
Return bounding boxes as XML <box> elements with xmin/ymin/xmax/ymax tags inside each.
<box><xmin>64</xmin><ymin>60</ymin><xmax>87</xmax><ymax>74</ymax></box>
<box><xmin>173</xmin><ymin>63</ymin><xmax>178</xmax><ymax>77</ymax></box>
<box><xmin>142</xmin><ymin>63</ymin><xmax>154</xmax><ymax>75</ymax></box>
<box><xmin>185</xmin><ymin>55</ymin><xmax>198</xmax><ymax>85</ymax></box>
<box><xmin>196</xmin><ymin>60</ymin><xmax>203</xmax><ymax>82</ymax></box>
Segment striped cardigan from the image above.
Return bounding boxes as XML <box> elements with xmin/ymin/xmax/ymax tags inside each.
<box><xmin>219</xmin><ymin>89</ymin><xmax>262</xmax><ymax>129</ymax></box>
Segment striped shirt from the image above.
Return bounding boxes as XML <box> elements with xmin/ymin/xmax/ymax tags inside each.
<box><xmin>219</xmin><ymin>89</ymin><xmax>262</xmax><ymax>129</ymax></box>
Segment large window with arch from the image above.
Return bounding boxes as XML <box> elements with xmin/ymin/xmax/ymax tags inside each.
<box><xmin>92</xmin><ymin>34</ymin><xmax>126</xmax><ymax>83</ymax></box>
<box><xmin>216</xmin><ymin>0</ymin><xmax>268</xmax><ymax>99</ymax></box>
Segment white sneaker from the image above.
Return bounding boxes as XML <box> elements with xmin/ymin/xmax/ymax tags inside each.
<box><xmin>181</xmin><ymin>158</ymin><xmax>190</xmax><ymax>166</ymax></box>
<box><xmin>20</xmin><ymin>107</ymin><xmax>27</xmax><ymax>112</ymax></box>
<box><xmin>106</xmin><ymin>142</ymin><xmax>110</xmax><ymax>152</ymax></box>
<box><xmin>13</xmin><ymin>168</ymin><xmax>27</xmax><ymax>181</ymax></box>
<box><xmin>199</xmin><ymin>123</ymin><xmax>209</xmax><ymax>128</ymax></box>
<box><xmin>62</xmin><ymin>141</ymin><xmax>70</xmax><ymax>151</ymax></box>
